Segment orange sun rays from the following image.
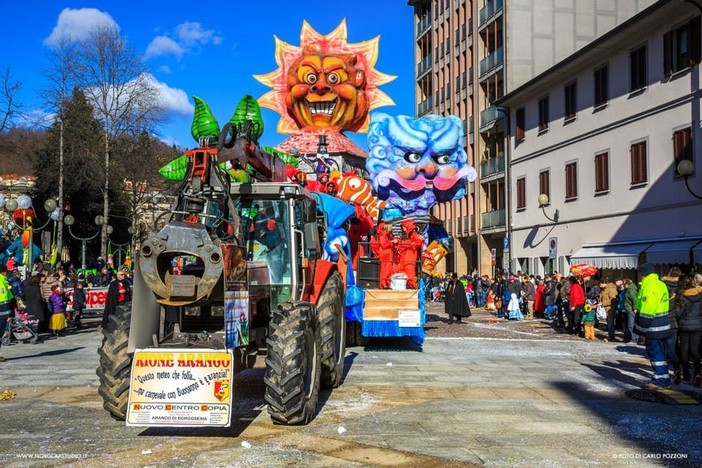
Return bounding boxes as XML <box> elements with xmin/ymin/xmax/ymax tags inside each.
<box><xmin>253</xmin><ymin>19</ymin><xmax>396</xmax><ymax>134</ymax></box>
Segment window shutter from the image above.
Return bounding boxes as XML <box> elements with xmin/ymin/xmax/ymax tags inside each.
<box><xmin>691</xmin><ymin>17</ymin><xmax>701</xmax><ymax>66</ymax></box>
<box><xmin>664</xmin><ymin>31</ymin><xmax>673</xmax><ymax>77</ymax></box>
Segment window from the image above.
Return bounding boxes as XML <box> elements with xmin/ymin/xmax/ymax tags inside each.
<box><xmin>673</xmin><ymin>127</ymin><xmax>693</xmax><ymax>176</ymax></box>
<box><xmin>630</xmin><ymin>45</ymin><xmax>647</xmax><ymax>92</ymax></box>
<box><xmin>516</xmin><ymin>177</ymin><xmax>526</xmax><ymax>210</ymax></box>
<box><xmin>594</xmin><ymin>152</ymin><xmax>609</xmax><ymax>193</ymax></box>
<box><xmin>664</xmin><ymin>17</ymin><xmax>701</xmax><ymax>77</ymax></box>
<box><xmin>594</xmin><ymin>65</ymin><xmax>609</xmax><ymax>107</ymax></box>
<box><xmin>538</xmin><ymin>95</ymin><xmax>549</xmax><ymax>131</ymax></box>
<box><xmin>565</xmin><ymin>162</ymin><xmax>578</xmax><ymax>200</ymax></box>
<box><xmin>564</xmin><ymin>82</ymin><xmax>577</xmax><ymax>121</ymax></box>
<box><xmin>539</xmin><ymin>170</ymin><xmax>550</xmax><ymax>201</ymax></box>
<box><xmin>516</xmin><ymin>107</ymin><xmax>525</xmax><ymax>142</ymax></box>
<box><xmin>631</xmin><ymin>141</ymin><xmax>648</xmax><ymax>185</ymax></box>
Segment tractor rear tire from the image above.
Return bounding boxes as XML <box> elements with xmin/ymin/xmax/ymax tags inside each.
<box><xmin>318</xmin><ymin>271</ymin><xmax>346</xmax><ymax>388</ymax></box>
<box><xmin>264</xmin><ymin>302</ymin><xmax>321</xmax><ymax>425</ymax></box>
<box><xmin>96</xmin><ymin>303</ymin><xmax>133</xmax><ymax>421</ymax></box>
<box><xmin>345</xmin><ymin>320</ymin><xmax>368</xmax><ymax>348</ymax></box>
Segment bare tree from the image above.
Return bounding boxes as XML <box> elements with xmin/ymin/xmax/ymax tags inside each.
<box><xmin>112</xmin><ymin>132</ymin><xmax>177</xmax><ymax>253</ymax></box>
<box><xmin>42</xmin><ymin>37</ymin><xmax>78</xmax><ymax>256</ymax></box>
<box><xmin>74</xmin><ymin>25</ymin><xmax>162</xmax><ymax>259</ymax></box>
<box><xmin>0</xmin><ymin>66</ymin><xmax>23</xmax><ymax>134</ymax></box>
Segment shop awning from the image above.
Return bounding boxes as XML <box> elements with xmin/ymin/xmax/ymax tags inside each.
<box><xmin>694</xmin><ymin>243</ymin><xmax>702</xmax><ymax>266</ymax></box>
<box><xmin>645</xmin><ymin>240</ymin><xmax>701</xmax><ymax>265</ymax></box>
<box><xmin>570</xmin><ymin>243</ymin><xmax>651</xmax><ymax>269</ymax></box>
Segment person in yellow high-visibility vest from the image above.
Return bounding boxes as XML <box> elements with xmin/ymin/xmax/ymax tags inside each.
<box><xmin>0</xmin><ymin>265</ymin><xmax>16</xmax><ymax>362</ymax></box>
<box><xmin>635</xmin><ymin>263</ymin><xmax>675</xmax><ymax>389</ymax></box>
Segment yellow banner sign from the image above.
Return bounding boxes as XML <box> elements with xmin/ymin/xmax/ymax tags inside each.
<box><xmin>126</xmin><ymin>349</ymin><xmax>234</xmax><ymax>427</ymax></box>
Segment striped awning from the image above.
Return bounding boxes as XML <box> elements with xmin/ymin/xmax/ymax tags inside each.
<box><xmin>570</xmin><ymin>243</ymin><xmax>651</xmax><ymax>269</ymax></box>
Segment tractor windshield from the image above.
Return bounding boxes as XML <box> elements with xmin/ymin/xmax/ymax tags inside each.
<box><xmin>237</xmin><ymin>199</ymin><xmax>291</xmax><ymax>287</ymax></box>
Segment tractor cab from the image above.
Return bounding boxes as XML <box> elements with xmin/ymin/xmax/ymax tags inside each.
<box><xmin>230</xmin><ymin>182</ymin><xmax>323</xmax><ymax>312</ymax></box>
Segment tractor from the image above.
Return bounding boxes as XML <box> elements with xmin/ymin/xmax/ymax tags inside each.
<box><xmin>96</xmin><ymin>122</ymin><xmax>346</xmax><ymax>426</ymax></box>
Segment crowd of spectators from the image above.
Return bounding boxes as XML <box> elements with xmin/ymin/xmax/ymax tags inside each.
<box><xmin>424</xmin><ymin>265</ymin><xmax>702</xmax><ymax>389</ymax></box>
<box><xmin>0</xmin><ymin>257</ymin><xmax>133</xmax><ymax>360</ymax></box>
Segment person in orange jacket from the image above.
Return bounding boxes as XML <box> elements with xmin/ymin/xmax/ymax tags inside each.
<box><xmin>396</xmin><ymin>219</ymin><xmax>424</xmax><ymax>289</ymax></box>
<box><xmin>374</xmin><ymin>222</ymin><xmax>395</xmax><ymax>289</ymax></box>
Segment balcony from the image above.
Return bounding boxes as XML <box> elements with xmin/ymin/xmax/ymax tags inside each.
<box><xmin>457</xmin><ymin>216</ymin><xmax>464</xmax><ymax>236</ymax></box>
<box><xmin>468</xmin><ymin>66</ymin><xmax>474</xmax><ymax>84</ymax></box>
<box><xmin>417</xmin><ymin>96</ymin><xmax>433</xmax><ymax>116</ymax></box>
<box><xmin>478</xmin><ymin>0</ymin><xmax>503</xmax><ymax>29</ymax></box>
<box><xmin>417</xmin><ymin>13</ymin><xmax>432</xmax><ymax>37</ymax></box>
<box><xmin>417</xmin><ymin>54</ymin><xmax>432</xmax><ymax>77</ymax></box>
<box><xmin>468</xmin><ymin>115</ymin><xmax>474</xmax><ymax>134</ymax></box>
<box><xmin>479</xmin><ymin>106</ymin><xmax>505</xmax><ymax>132</ymax></box>
<box><xmin>470</xmin><ymin>214</ymin><xmax>476</xmax><ymax>234</ymax></box>
<box><xmin>481</xmin><ymin>208</ymin><xmax>506</xmax><ymax>230</ymax></box>
<box><xmin>480</xmin><ymin>154</ymin><xmax>505</xmax><ymax>179</ymax></box>
<box><xmin>479</xmin><ymin>46</ymin><xmax>504</xmax><ymax>79</ymax></box>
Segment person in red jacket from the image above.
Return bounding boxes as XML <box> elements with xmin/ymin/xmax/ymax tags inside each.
<box><xmin>534</xmin><ymin>278</ymin><xmax>546</xmax><ymax>317</ymax></box>
<box><xmin>373</xmin><ymin>223</ymin><xmax>395</xmax><ymax>289</ymax></box>
<box><xmin>396</xmin><ymin>219</ymin><xmax>424</xmax><ymax>289</ymax></box>
<box><xmin>568</xmin><ymin>276</ymin><xmax>586</xmax><ymax>336</ymax></box>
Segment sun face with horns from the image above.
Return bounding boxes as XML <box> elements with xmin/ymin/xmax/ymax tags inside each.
<box><xmin>254</xmin><ymin>19</ymin><xmax>395</xmax><ymax>134</ymax></box>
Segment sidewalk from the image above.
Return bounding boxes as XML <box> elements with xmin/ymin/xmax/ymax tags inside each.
<box><xmin>426</xmin><ymin>302</ymin><xmax>598</xmax><ymax>341</ymax></box>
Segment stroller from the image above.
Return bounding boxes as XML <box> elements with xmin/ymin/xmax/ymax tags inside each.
<box><xmin>544</xmin><ymin>304</ymin><xmax>559</xmax><ymax>321</ymax></box>
<box><xmin>7</xmin><ymin>312</ymin><xmax>40</xmax><ymax>344</ymax></box>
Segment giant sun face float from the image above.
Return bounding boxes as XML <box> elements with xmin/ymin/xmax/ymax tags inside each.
<box><xmin>254</xmin><ymin>20</ymin><xmax>395</xmax><ymax>135</ymax></box>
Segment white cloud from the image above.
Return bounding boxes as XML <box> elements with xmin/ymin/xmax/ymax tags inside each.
<box><xmin>144</xmin><ymin>74</ymin><xmax>193</xmax><ymax>116</ymax></box>
<box><xmin>144</xmin><ymin>21</ymin><xmax>222</xmax><ymax>60</ymax></box>
<box><xmin>19</xmin><ymin>109</ymin><xmax>55</xmax><ymax>128</ymax></box>
<box><xmin>144</xmin><ymin>36</ymin><xmax>183</xmax><ymax>60</ymax></box>
<box><xmin>158</xmin><ymin>135</ymin><xmax>181</xmax><ymax>148</ymax></box>
<box><xmin>174</xmin><ymin>22</ymin><xmax>221</xmax><ymax>46</ymax></box>
<box><xmin>43</xmin><ymin>8</ymin><xmax>119</xmax><ymax>47</ymax></box>
<box><xmin>157</xmin><ymin>65</ymin><xmax>172</xmax><ymax>74</ymax></box>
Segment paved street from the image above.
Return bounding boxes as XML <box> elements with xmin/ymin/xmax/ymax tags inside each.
<box><xmin>1</xmin><ymin>310</ymin><xmax>701</xmax><ymax>467</ymax></box>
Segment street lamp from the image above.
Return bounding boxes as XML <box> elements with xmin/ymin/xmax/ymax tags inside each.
<box><xmin>5</xmin><ymin>198</ymin><xmax>18</xmax><ymax>213</ymax></box>
<box><xmin>538</xmin><ymin>194</ymin><xmax>560</xmax><ymax>223</ymax></box>
<box><xmin>64</xmin><ymin>214</ymin><xmax>102</xmax><ymax>271</ymax></box>
<box><xmin>677</xmin><ymin>160</ymin><xmax>702</xmax><ymax>200</ymax></box>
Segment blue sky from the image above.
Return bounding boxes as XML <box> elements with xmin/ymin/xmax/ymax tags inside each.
<box><xmin>1</xmin><ymin>1</ymin><xmax>415</xmax><ymax>151</ymax></box>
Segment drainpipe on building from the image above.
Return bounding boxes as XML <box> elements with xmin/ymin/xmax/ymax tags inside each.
<box><xmin>497</xmin><ymin>106</ymin><xmax>511</xmax><ymax>275</ymax></box>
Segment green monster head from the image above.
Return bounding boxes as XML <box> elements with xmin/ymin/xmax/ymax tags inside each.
<box><xmin>191</xmin><ymin>96</ymin><xmax>220</xmax><ymax>145</ymax></box>
<box><xmin>230</xmin><ymin>95</ymin><xmax>264</xmax><ymax>142</ymax></box>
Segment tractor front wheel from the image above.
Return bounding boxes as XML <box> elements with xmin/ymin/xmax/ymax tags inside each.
<box><xmin>96</xmin><ymin>303</ymin><xmax>133</xmax><ymax>420</ymax></box>
<box><xmin>264</xmin><ymin>302</ymin><xmax>321</xmax><ymax>425</ymax></box>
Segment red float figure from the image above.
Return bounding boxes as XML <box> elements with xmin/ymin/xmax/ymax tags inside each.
<box><xmin>373</xmin><ymin>222</ymin><xmax>395</xmax><ymax>289</ymax></box>
<box><xmin>347</xmin><ymin>206</ymin><xmax>374</xmax><ymax>271</ymax></box>
<box><xmin>396</xmin><ymin>219</ymin><xmax>424</xmax><ymax>289</ymax></box>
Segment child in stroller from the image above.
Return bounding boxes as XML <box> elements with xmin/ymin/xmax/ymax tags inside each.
<box><xmin>7</xmin><ymin>312</ymin><xmax>41</xmax><ymax>344</ymax></box>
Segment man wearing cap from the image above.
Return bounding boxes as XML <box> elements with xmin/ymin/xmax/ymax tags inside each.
<box><xmin>635</xmin><ymin>263</ymin><xmax>674</xmax><ymax>388</ymax></box>
<box><xmin>0</xmin><ymin>265</ymin><xmax>16</xmax><ymax>361</ymax></box>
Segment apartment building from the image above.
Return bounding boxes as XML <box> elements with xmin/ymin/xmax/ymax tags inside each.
<box><xmin>498</xmin><ymin>0</ymin><xmax>702</xmax><ymax>276</ymax></box>
<box><xmin>409</xmin><ymin>0</ymin><xmax>656</xmax><ymax>276</ymax></box>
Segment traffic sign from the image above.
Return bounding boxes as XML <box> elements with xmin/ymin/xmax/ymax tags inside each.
<box><xmin>548</xmin><ymin>237</ymin><xmax>557</xmax><ymax>260</ymax></box>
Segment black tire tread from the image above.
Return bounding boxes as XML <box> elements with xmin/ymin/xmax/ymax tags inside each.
<box><xmin>317</xmin><ymin>271</ymin><xmax>345</xmax><ymax>388</ymax></box>
<box><xmin>95</xmin><ymin>303</ymin><xmax>133</xmax><ymax>421</ymax></box>
<box><xmin>264</xmin><ymin>302</ymin><xmax>321</xmax><ymax>425</ymax></box>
